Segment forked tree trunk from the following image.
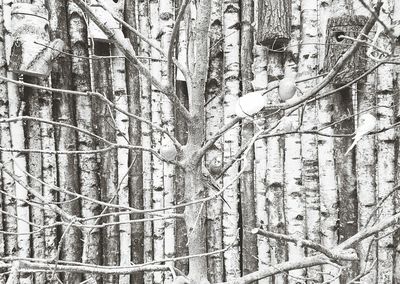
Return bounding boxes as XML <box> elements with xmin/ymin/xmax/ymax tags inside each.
<box><xmin>183</xmin><ymin>0</ymin><xmax>211</xmax><ymax>282</ymax></box>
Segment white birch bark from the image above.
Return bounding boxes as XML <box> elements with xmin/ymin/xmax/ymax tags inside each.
<box><xmin>150</xmin><ymin>1</ymin><xmax>164</xmax><ymax>283</ymax></box>
<box><xmin>159</xmin><ymin>1</ymin><xmax>175</xmax><ymax>283</ymax></box>
<box><xmin>8</xmin><ymin>74</ymin><xmax>31</xmax><ymax>284</ymax></box>
<box><xmin>298</xmin><ymin>0</ymin><xmax>320</xmax><ymax>281</ymax></box>
<box><xmin>92</xmin><ymin>42</ymin><xmax>119</xmax><ymax>284</ymax></box>
<box><xmin>25</xmin><ymin>78</ymin><xmax>45</xmax><ymax>284</ymax></box>
<box><xmin>5</xmin><ymin>3</ymin><xmax>31</xmax><ymax>283</ymax></box>
<box><xmin>206</xmin><ymin>0</ymin><xmax>224</xmax><ymax>282</ymax></box>
<box><xmin>266</xmin><ymin>52</ymin><xmax>287</xmax><ymax>284</ymax></box>
<box><xmin>356</xmin><ymin>76</ymin><xmax>377</xmax><ymax>284</ymax></box>
<box><xmin>316</xmin><ymin>1</ymin><xmax>339</xmax><ymax>282</ymax></box>
<box><xmin>253</xmin><ymin>45</ymin><xmax>271</xmax><ymax>284</ymax></box>
<box><xmin>206</xmin><ymin>2</ymin><xmax>224</xmax><ymax>283</ymax></box>
<box><xmin>317</xmin><ymin>85</ymin><xmax>339</xmax><ymax>283</ymax></box>
<box><xmin>138</xmin><ymin>0</ymin><xmax>153</xmax><ymax>282</ymax></box>
<box><xmin>285</xmin><ymin>0</ymin><xmax>305</xmax><ymax>282</ymax></box>
<box><xmin>376</xmin><ymin>23</ymin><xmax>395</xmax><ymax>283</ymax></box>
<box><xmin>111</xmin><ymin>45</ymin><xmax>131</xmax><ymax>284</ymax></box>
<box><xmin>393</xmin><ymin>1</ymin><xmax>400</xmax><ymax>281</ymax></box>
<box><xmin>222</xmin><ymin>0</ymin><xmax>241</xmax><ymax>280</ymax></box>
<box><xmin>0</xmin><ymin>0</ymin><xmax>18</xmax><ymax>262</ymax></box>
<box><xmin>0</xmin><ymin>4</ymin><xmax>4</xmax><ymax>274</ymax></box>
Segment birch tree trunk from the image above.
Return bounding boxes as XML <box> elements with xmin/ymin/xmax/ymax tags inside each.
<box><xmin>183</xmin><ymin>0</ymin><xmax>211</xmax><ymax>281</ymax></box>
<box><xmin>253</xmin><ymin>44</ymin><xmax>272</xmax><ymax>284</ymax></box>
<box><xmin>137</xmin><ymin>0</ymin><xmax>153</xmax><ymax>282</ymax></box>
<box><xmin>111</xmin><ymin>46</ymin><xmax>131</xmax><ymax>284</ymax></box>
<box><xmin>0</xmin><ymin>0</ymin><xmax>18</xmax><ymax>266</ymax></box>
<box><xmin>394</xmin><ymin>2</ymin><xmax>400</xmax><ymax>280</ymax></box>
<box><xmin>92</xmin><ymin>41</ymin><xmax>120</xmax><ymax>284</ymax></box>
<box><xmin>240</xmin><ymin>0</ymin><xmax>258</xmax><ymax>277</ymax></box>
<box><xmin>175</xmin><ymin>0</ymin><xmax>189</xmax><ymax>275</ymax></box>
<box><xmin>298</xmin><ymin>0</ymin><xmax>321</xmax><ymax>281</ymax></box>
<box><xmin>316</xmin><ymin>1</ymin><xmax>339</xmax><ymax>282</ymax></box>
<box><xmin>123</xmin><ymin>1</ymin><xmax>143</xmax><ymax>283</ymax></box>
<box><xmin>5</xmin><ymin>3</ymin><xmax>31</xmax><ymax>284</ymax></box>
<box><xmin>68</xmin><ymin>3</ymin><xmax>98</xmax><ymax>283</ymax></box>
<box><xmin>149</xmin><ymin>1</ymin><xmax>165</xmax><ymax>283</ymax></box>
<box><xmin>222</xmin><ymin>1</ymin><xmax>241</xmax><ymax>279</ymax></box>
<box><xmin>0</xmin><ymin>7</ymin><xmax>5</xmax><ymax>281</ymax></box>
<box><xmin>376</xmin><ymin>28</ymin><xmax>395</xmax><ymax>283</ymax></box>
<box><xmin>159</xmin><ymin>2</ymin><xmax>176</xmax><ymax>282</ymax></box>
<box><xmin>25</xmin><ymin>77</ymin><xmax>45</xmax><ymax>284</ymax></box>
<box><xmin>356</xmin><ymin>77</ymin><xmax>377</xmax><ymax>284</ymax></box>
<box><xmin>49</xmin><ymin>3</ymin><xmax>82</xmax><ymax>283</ymax></box>
<box><xmin>284</xmin><ymin>1</ymin><xmax>305</xmax><ymax>282</ymax></box>
<box><xmin>266</xmin><ymin>52</ymin><xmax>286</xmax><ymax>284</ymax></box>
<box><xmin>206</xmin><ymin>0</ymin><xmax>224</xmax><ymax>281</ymax></box>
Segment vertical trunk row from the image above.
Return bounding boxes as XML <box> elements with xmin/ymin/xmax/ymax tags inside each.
<box><xmin>125</xmin><ymin>0</ymin><xmax>144</xmax><ymax>283</ymax></box>
<box><xmin>159</xmin><ymin>2</ymin><xmax>176</xmax><ymax>282</ymax></box>
<box><xmin>298</xmin><ymin>0</ymin><xmax>320</xmax><ymax>281</ymax></box>
<box><xmin>285</xmin><ymin>0</ymin><xmax>305</xmax><ymax>282</ymax></box>
<box><xmin>149</xmin><ymin>1</ymin><xmax>165</xmax><ymax>283</ymax></box>
<box><xmin>239</xmin><ymin>0</ymin><xmax>258</xmax><ymax>277</ymax></box>
<box><xmin>137</xmin><ymin>0</ymin><xmax>153</xmax><ymax>282</ymax></box>
<box><xmin>222</xmin><ymin>0</ymin><xmax>241</xmax><ymax>280</ymax></box>
<box><xmin>205</xmin><ymin>0</ymin><xmax>224</xmax><ymax>282</ymax></box>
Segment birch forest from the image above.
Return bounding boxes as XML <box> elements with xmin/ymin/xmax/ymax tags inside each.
<box><xmin>0</xmin><ymin>0</ymin><xmax>400</xmax><ymax>283</ymax></box>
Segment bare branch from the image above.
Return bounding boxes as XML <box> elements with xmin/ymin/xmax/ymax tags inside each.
<box><xmin>251</xmin><ymin>228</ymin><xmax>357</xmax><ymax>261</ymax></box>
